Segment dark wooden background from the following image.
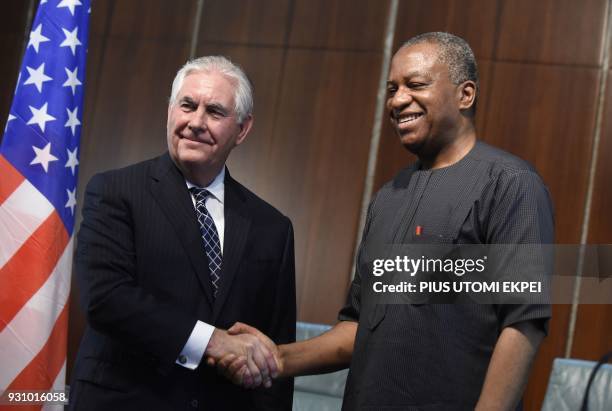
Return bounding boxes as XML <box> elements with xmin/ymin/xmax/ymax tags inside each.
<box><xmin>2</xmin><ymin>1</ymin><xmax>611</xmax><ymax>409</ymax></box>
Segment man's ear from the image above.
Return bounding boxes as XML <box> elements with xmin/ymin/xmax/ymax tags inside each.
<box><xmin>458</xmin><ymin>81</ymin><xmax>476</xmax><ymax>111</ymax></box>
<box><xmin>235</xmin><ymin>115</ymin><xmax>253</xmax><ymax>146</ymax></box>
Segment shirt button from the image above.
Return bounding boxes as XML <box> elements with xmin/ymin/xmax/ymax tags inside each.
<box><xmin>191</xmin><ymin>399</ymin><xmax>198</xmax><ymax>408</ymax></box>
<box><xmin>178</xmin><ymin>355</ymin><xmax>187</xmax><ymax>364</ymax></box>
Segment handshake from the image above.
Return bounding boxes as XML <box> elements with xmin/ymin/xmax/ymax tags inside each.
<box><xmin>204</xmin><ymin>322</ymin><xmax>283</xmax><ymax>389</ymax></box>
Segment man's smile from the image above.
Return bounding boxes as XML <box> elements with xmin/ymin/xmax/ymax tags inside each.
<box><xmin>393</xmin><ymin>112</ymin><xmax>424</xmax><ymax>132</ymax></box>
<box><xmin>179</xmin><ymin>134</ymin><xmax>214</xmax><ymax>145</ymax></box>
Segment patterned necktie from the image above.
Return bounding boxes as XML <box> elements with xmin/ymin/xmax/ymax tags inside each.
<box><xmin>190</xmin><ymin>187</ymin><xmax>222</xmax><ymax>297</ymax></box>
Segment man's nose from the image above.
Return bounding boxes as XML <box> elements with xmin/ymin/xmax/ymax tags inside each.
<box><xmin>187</xmin><ymin>110</ymin><xmax>208</xmax><ymax>133</ymax></box>
<box><xmin>388</xmin><ymin>87</ymin><xmax>413</xmax><ymax>113</ymax></box>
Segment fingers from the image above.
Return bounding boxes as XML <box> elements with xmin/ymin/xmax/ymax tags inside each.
<box><xmin>248</xmin><ymin>337</ymin><xmax>271</xmax><ymax>386</ymax></box>
<box><xmin>216</xmin><ymin>354</ymin><xmax>252</xmax><ymax>387</ymax></box>
<box><xmin>241</xmin><ymin>367</ymin><xmax>254</xmax><ymax>388</ymax></box>
<box><xmin>209</xmin><ymin>324</ymin><xmax>279</xmax><ymax>389</ymax></box>
<box><xmin>217</xmin><ymin>353</ymin><xmax>237</xmax><ymax>373</ymax></box>
<box><xmin>229</xmin><ymin>322</ymin><xmax>280</xmax><ymax>378</ymax></box>
<box><xmin>263</xmin><ymin>345</ymin><xmax>278</xmax><ymax>379</ymax></box>
<box><xmin>227</xmin><ymin>357</ymin><xmax>248</xmax><ymax>380</ymax></box>
<box><xmin>219</xmin><ymin>354</ymin><xmax>248</xmax><ymax>386</ymax></box>
<box><xmin>227</xmin><ymin>321</ymin><xmax>251</xmax><ymax>335</ymax></box>
<box><xmin>244</xmin><ymin>346</ymin><xmax>263</xmax><ymax>387</ymax></box>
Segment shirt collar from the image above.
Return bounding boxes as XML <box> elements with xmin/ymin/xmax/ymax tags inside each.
<box><xmin>185</xmin><ymin>167</ymin><xmax>225</xmax><ymax>204</ymax></box>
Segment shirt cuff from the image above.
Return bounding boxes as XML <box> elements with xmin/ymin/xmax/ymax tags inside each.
<box><xmin>175</xmin><ymin>320</ymin><xmax>215</xmax><ymax>370</ymax></box>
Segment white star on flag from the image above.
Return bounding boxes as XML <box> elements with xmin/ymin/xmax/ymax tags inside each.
<box><xmin>60</xmin><ymin>27</ymin><xmax>82</xmax><ymax>55</ymax></box>
<box><xmin>65</xmin><ymin>106</ymin><xmax>81</xmax><ymax>136</ymax></box>
<box><xmin>41</xmin><ymin>0</ymin><xmax>48</xmax><ymax>4</ymax></box>
<box><xmin>28</xmin><ymin>24</ymin><xmax>50</xmax><ymax>53</ymax></box>
<box><xmin>27</xmin><ymin>102</ymin><xmax>56</xmax><ymax>132</ymax></box>
<box><xmin>65</xmin><ymin>188</ymin><xmax>77</xmax><ymax>214</ymax></box>
<box><xmin>6</xmin><ymin>113</ymin><xmax>16</xmax><ymax>132</ymax></box>
<box><xmin>65</xmin><ymin>147</ymin><xmax>79</xmax><ymax>175</ymax></box>
<box><xmin>24</xmin><ymin>63</ymin><xmax>53</xmax><ymax>93</ymax></box>
<box><xmin>57</xmin><ymin>0</ymin><xmax>83</xmax><ymax>16</ymax></box>
<box><xmin>63</xmin><ymin>66</ymin><xmax>82</xmax><ymax>95</ymax></box>
<box><xmin>30</xmin><ymin>142</ymin><xmax>59</xmax><ymax>172</ymax></box>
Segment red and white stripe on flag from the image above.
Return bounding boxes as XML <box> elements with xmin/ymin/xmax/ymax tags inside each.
<box><xmin>0</xmin><ymin>155</ymin><xmax>71</xmax><ymax>409</ymax></box>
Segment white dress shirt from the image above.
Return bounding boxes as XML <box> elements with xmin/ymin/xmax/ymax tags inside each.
<box><xmin>175</xmin><ymin>168</ymin><xmax>225</xmax><ymax>370</ymax></box>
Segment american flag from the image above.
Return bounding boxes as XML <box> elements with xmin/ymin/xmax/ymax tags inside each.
<box><xmin>0</xmin><ymin>0</ymin><xmax>90</xmax><ymax>406</ymax></box>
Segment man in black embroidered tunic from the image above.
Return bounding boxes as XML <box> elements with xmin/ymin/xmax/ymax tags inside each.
<box><xmin>220</xmin><ymin>32</ymin><xmax>553</xmax><ymax>411</ymax></box>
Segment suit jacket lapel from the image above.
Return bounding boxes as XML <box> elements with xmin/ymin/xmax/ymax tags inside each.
<box><xmin>148</xmin><ymin>153</ymin><xmax>215</xmax><ymax>307</ymax></box>
<box><xmin>212</xmin><ymin>170</ymin><xmax>251</xmax><ymax>322</ymax></box>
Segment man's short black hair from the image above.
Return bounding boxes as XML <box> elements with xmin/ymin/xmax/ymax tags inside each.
<box><xmin>402</xmin><ymin>32</ymin><xmax>479</xmax><ymax>115</ymax></box>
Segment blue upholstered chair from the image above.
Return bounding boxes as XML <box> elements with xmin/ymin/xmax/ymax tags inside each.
<box><xmin>541</xmin><ymin>357</ymin><xmax>612</xmax><ymax>411</ymax></box>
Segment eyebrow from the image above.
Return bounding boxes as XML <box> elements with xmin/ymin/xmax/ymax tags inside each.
<box><xmin>179</xmin><ymin>96</ymin><xmax>196</xmax><ymax>105</ymax></box>
<box><xmin>206</xmin><ymin>102</ymin><xmax>230</xmax><ymax>116</ymax></box>
<box><xmin>387</xmin><ymin>70</ymin><xmax>428</xmax><ymax>84</ymax></box>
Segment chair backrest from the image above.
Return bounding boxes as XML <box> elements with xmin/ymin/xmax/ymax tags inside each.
<box><xmin>541</xmin><ymin>358</ymin><xmax>612</xmax><ymax>411</ymax></box>
<box><xmin>292</xmin><ymin>322</ymin><xmax>349</xmax><ymax>411</ymax></box>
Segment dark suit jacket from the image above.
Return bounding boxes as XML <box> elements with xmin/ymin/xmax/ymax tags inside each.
<box><xmin>69</xmin><ymin>153</ymin><xmax>296</xmax><ymax>410</ymax></box>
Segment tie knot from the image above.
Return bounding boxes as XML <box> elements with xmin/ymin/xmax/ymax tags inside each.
<box><xmin>190</xmin><ymin>187</ymin><xmax>212</xmax><ymax>204</ymax></box>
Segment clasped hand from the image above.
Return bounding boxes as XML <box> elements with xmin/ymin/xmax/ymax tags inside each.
<box><xmin>205</xmin><ymin>323</ymin><xmax>282</xmax><ymax>389</ymax></box>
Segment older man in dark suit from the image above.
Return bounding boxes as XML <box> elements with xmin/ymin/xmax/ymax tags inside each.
<box><xmin>69</xmin><ymin>56</ymin><xmax>295</xmax><ymax>410</ymax></box>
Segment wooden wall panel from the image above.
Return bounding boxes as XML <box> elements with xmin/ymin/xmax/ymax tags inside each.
<box><xmin>0</xmin><ymin>1</ymin><xmax>31</xmax><ymax>140</ymax></box>
<box><xmin>393</xmin><ymin>0</ymin><xmax>498</xmax><ymax>59</ymax></box>
<box><xmin>571</xmin><ymin>70</ymin><xmax>612</xmax><ymax>362</ymax></box>
<box><xmin>587</xmin><ymin>71</ymin><xmax>612</xmax><ymax>245</ymax></box>
<box><xmin>475</xmin><ymin>61</ymin><xmax>492</xmax><ymax>134</ymax></box>
<box><xmin>483</xmin><ymin>63</ymin><xmax>599</xmax><ymax>243</ymax></box>
<box><xmin>257</xmin><ymin>50</ymin><xmax>382</xmax><ymax>323</ymax></box>
<box><xmin>106</xmin><ymin>0</ymin><xmax>197</xmax><ymax>40</ymax></box>
<box><xmin>289</xmin><ymin>0</ymin><xmax>389</xmax><ymax>50</ymax></box>
<box><xmin>571</xmin><ymin>305</ymin><xmax>612</xmax><ymax>360</ymax></box>
<box><xmin>497</xmin><ymin>0</ymin><xmax>606</xmax><ymax>66</ymax></box>
<box><xmin>198</xmin><ymin>0</ymin><xmax>290</xmax><ymax>46</ymax></box>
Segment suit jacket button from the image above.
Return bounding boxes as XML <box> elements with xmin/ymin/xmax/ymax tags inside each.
<box><xmin>178</xmin><ymin>355</ymin><xmax>187</xmax><ymax>364</ymax></box>
<box><xmin>191</xmin><ymin>399</ymin><xmax>198</xmax><ymax>408</ymax></box>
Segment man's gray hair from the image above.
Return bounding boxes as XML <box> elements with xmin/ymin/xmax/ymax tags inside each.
<box><xmin>169</xmin><ymin>56</ymin><xmax>253</xmax><ymax>123</ymax></box>
<box><xmin>403</xmin><ymin>32</ymin><xmax>479</xmax><ymax>114</ymax></box>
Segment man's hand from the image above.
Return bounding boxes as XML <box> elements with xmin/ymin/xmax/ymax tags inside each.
<box><xmin>207</xmin><ymin>323</ymin><xmax>282</xmax><ymax>388</ymax></box>
<box><xmin>205</xmin><ymin>327</ymin><xmax>279</xmax><ymax>388</ymax></box>
<box><xmin>212</xmin><ymin>320</ymin><xmax>356</xmax><ymax>389</ymax></box>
